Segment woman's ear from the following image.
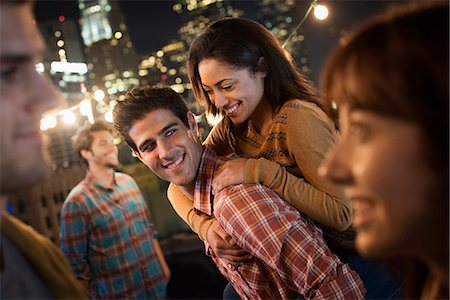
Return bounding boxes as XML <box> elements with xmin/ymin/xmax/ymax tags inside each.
<box><xmin>258</xmin><ymin>56</ymin><xmax>268</xmax><ymax>78</ymax></box>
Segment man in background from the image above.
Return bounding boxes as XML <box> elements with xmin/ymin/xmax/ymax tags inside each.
<box><xmin>60</xmin><ymin>121</ymin><xmax>170</xmax><ymax>299</ymax></box>
<box><xmin>0</xmin><ymin>0</ymin><xmax>86</xmax><ymax>298</ymax></box>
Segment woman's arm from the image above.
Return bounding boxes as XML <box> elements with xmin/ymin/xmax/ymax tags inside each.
<box><xmin>167</xmin><ymin>183</ymin><xmax>214</xmax><ymax>240</ymax></box>
<box><xmin>244</xmin><ymin>103</ymin><xmax>353</xmax><ymax>231</ymax></box>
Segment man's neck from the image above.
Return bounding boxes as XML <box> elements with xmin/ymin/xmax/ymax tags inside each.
<box><xmin>178</xmin><ymin>182</ymin><xmax>195</xmax><ymax>200</ymax></box>
<box><xmin>88</xmin><ymin>165</ymin><xmax>114</xmax><ymax>188</ymax></box>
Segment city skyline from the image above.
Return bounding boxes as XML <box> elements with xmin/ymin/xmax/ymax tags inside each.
<box><xmin>34</xmin><ymin>0</ymin><xmax>396</xmax><ymax>85</ymax></box>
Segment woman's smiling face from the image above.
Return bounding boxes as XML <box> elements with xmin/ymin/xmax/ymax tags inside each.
<box><xmin>198</xmin><ymin>58</ymin><xmax>266</xmax><ymax>125</ymax></box>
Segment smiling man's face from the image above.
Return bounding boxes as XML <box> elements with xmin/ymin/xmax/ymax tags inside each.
<box><xmin>129</xmin><ymin>108</ymin><xmax>203</xmax><ymax>187</ymax></box>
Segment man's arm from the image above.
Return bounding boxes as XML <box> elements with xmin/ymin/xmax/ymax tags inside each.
<box><xmin>59</xmin><ymin>198</ymin><xmax>91</xmax><ymax>296</ymax></box>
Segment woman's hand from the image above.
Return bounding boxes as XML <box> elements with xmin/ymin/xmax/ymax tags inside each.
<box><xmin>212</xmin><ymin>158</ymin><xmax>247</xmax><ymax>195</ymax></box>
<box><xmin>205</xmin><ymin>221</ymin><xmax>253</xmax><ymax>264</ymax></box>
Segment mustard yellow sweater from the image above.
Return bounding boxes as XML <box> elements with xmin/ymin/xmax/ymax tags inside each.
<box><xmin>1</xmin><ymin>212</ymin><xmax>87</xmax><ymax>299</ymax></box>
<box><xmin>168</xmin><ymin>99</ymin><xmax>355</xmax><ymax>251</ymax></box>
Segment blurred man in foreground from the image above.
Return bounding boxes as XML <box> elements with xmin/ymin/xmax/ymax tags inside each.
<box><xmin>0</xmin><ymin>0</ymin><xmax>86</xmax><ymax>298</ymax></box>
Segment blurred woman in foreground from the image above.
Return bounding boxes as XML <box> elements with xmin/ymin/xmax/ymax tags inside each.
<box><xmin>320</xmin><ymin>2</ymin><xmax>449</xmax><ymax>299</ymax></box>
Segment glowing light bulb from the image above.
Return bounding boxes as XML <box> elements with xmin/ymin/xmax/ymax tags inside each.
<box><xmin>62</xmin><ymin>111</ymin><xmax>76</xmax><ymax>125</ymax></box>
<box><xmin>314</xmin><ymin>4</ymin><xmax>329</xmax><ymax>20</ymax></box>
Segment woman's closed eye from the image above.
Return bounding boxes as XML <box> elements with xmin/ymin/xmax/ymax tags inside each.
<box><xmin>221</xmin><ymin>83</ymin><xmax>234</xmax><ymax>91</ymax></box>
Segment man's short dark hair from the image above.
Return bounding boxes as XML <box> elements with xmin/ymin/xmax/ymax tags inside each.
<box><xmin>113</xmin><ymin>86</ymin><xmax>189</xmax><ymax>153</ymax></box>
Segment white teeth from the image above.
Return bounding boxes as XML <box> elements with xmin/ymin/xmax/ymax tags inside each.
<box><xmin>166</xmin><ymin>156</ymin><xmax>183</xmax><ymax>169</ymax></box>
<box><xmin>225</xmin><ymin>103</ymin><xmax>239</xmax><ymax>114</ymax></box>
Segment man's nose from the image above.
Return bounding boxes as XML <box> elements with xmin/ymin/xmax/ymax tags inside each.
<box><xmin>29</xmin><ymin>72</ymin><xmax>63</xmax><ymax>116</ymax></box>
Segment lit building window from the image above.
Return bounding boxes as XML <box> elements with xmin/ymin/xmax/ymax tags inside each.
<box><xmin>80</xmin><ymin>10</ymin><xmax>112</xmax><ymax>46</ymax></box>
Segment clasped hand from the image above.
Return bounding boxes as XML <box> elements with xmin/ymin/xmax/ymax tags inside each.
<box><xmin>212</xmin><ymin>158</ymin><xmax>247</xmax><ymax>195</ymax></box>
<box><xmin>205</xmin><ymin>221</ymin><xmax>252</xmax><ymax>264</ymax></box>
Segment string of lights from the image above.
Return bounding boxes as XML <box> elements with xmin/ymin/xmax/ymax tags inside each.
<box><xmin>282</xmin><ymin>0</ymin><xmax>328</xmax><ymax>49</ymax></box>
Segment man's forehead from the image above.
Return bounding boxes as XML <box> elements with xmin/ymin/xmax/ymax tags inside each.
<box><xmin>130</xmin><ymin>109</ymin><xmax>179</xmax><ymax>139</ymax></box>
<box><xmin>0</xmin><ymin>4</ymin><xmax>44</xmax><ymax>60</ymax></box>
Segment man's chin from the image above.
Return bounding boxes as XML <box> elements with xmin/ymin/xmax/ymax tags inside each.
<box><xmin>1</xmin><ymin>160</ymin><xmax>49</xmax><ymax>193</ymax></box>
<box><xmin>107</xmin><ymin>163</ymin><xmax>120</xmax><ymax>169</ymax></box>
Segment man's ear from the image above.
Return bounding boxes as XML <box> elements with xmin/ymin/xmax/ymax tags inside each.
<box><xmin>132</xmin><ymin>149</ymin><xmax>142</xmax><ymax>160</ymax></box>
<box><xmin>187</xmin><ymin>112</ymin><xmax>199</xmax><ymax>135</ymax></box>
<box><xmin>80</xmin><ymin>149</ymin><xmax>91</xmax><ymax>160</ymax></box>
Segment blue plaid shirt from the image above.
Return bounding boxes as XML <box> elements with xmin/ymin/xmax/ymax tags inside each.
<box><xmin>60</xmin><ymin>172</ymin><xmax>167</xmax><ymax>299</ymax></box>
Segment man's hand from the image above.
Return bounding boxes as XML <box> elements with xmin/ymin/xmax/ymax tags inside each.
<box><xmin>205</xmin><ymin>221</ymin><xmax>253</xmax><ymax>264</ymax></box>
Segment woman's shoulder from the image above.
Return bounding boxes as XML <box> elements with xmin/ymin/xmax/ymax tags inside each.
<box><xmin>282</xmin><ymin>98</ymin><xmax>322</xmax><ymax>112</ymax></box>
<box><xmin>280</xmin><ymin>99</ymin><xmax>330</xmax><ymax>122</ymax></box>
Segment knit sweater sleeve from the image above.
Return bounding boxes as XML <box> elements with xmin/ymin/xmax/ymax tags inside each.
<box><xmin>167</xmin><ymin>183</ymin><xmax>216</xmax><ymax>241</ymax></box>
<box><xmin>244</xmin><ymin>103</ymin><xmax>353</xmax><ymax>231</ymax></box>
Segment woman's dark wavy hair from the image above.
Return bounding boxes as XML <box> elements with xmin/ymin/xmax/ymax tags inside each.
<box><xmin>187</xmin><ymin>17</ymin><xmax>323</xmax><ymax>149</ymax></box>
<box><xmin>322</xmin><ymin>2</ymin><xmax>449</xmax><ymax>298</ymax></box>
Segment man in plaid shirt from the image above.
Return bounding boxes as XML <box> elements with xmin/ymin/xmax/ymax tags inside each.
<box><xmin>113</xmin><ymin>86</ymin><xmax>366</xmax><ymax>299</ymax></box>
<box><xmin>60</xmin><ymin>121</ymin><xmax>170</xmax><ymax>299</ymax></box>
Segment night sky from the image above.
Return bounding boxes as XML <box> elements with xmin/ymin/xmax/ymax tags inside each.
<box><xmin>34</xmin><ymin>0</ymin><xmax>399</xmax><ymax>85</ymax></box>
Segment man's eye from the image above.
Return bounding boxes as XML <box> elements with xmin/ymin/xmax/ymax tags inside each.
<box><xmin>142</xmin><ymin>143</ymin><xmax>155</xmax><ymax>152</ymax></box>
<box><xmin>166</xmin><ymin>129</ymin><xmax>176</xmax><ymax>137</ymax></box>
<box><xmin>0</xmin><ymin>66</ymin><xmax>19</xmax><ymax>82</ymax></box>
<box><xmin>222</xmin><ymin>84</ymin><xmax>233</xmax><ymax>90</ymax></box>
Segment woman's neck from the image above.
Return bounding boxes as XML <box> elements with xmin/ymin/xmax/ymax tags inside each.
<box><xmin>250</xmin><ymin>100</ymin><xmax>274</xmax><ymax>136</ymax></box>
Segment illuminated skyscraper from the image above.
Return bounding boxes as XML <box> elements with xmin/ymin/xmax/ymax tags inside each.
<box><xmin>38</xmin><ymin>17</ymin><xmax>88</xmax><ymax>106</ymax></box>
<box><xmin>38</xmin><ymin>17</ymin><xmax>90</xmax><ymax>168</ymax></box>
<box><xmin>78</xmin><ymin>0</ymin><xmax>140</xmax><ymax>102</ymax></box>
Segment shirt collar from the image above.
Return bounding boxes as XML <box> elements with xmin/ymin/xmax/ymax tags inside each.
<box><xmin>85</xmin><ymin>171</ymin><xmax>117</xmax><ymax>191</ymax></box>
<box><xmin>193</xmin><ymin>147</ymin><xmax>223</xmax><ymax>216</ymax></box>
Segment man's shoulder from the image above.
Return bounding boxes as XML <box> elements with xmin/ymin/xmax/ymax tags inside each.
<box><xmin>220</xmin><ymin>182</ymin><xmax>279</xmax><ymax>201</ymax></box>
<box><xmin>115</xmin><ymin>171</ymin><xmax>139</xmax><ymax>188</ymax></box>
<box><xmin>115</xmin><ymin>171</ymin><xmax>134</xmax><ymax>181</ymax></box>
<box><xmin>63</xmin><ymin>179</ymin><xmax>92</xmax><ymax>207</ymax></box>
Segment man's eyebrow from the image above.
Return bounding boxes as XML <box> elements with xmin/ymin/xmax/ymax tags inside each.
<box><xmin>137</xmin><ymin>122</ymin><xmax>178</xmax><ymax>152</ymax></box>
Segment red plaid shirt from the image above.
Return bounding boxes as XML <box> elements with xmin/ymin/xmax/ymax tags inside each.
<box><xmin>193</xmin><ymin>147</ymin><xmax>365</xmax><ymax>300</ymax></box>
